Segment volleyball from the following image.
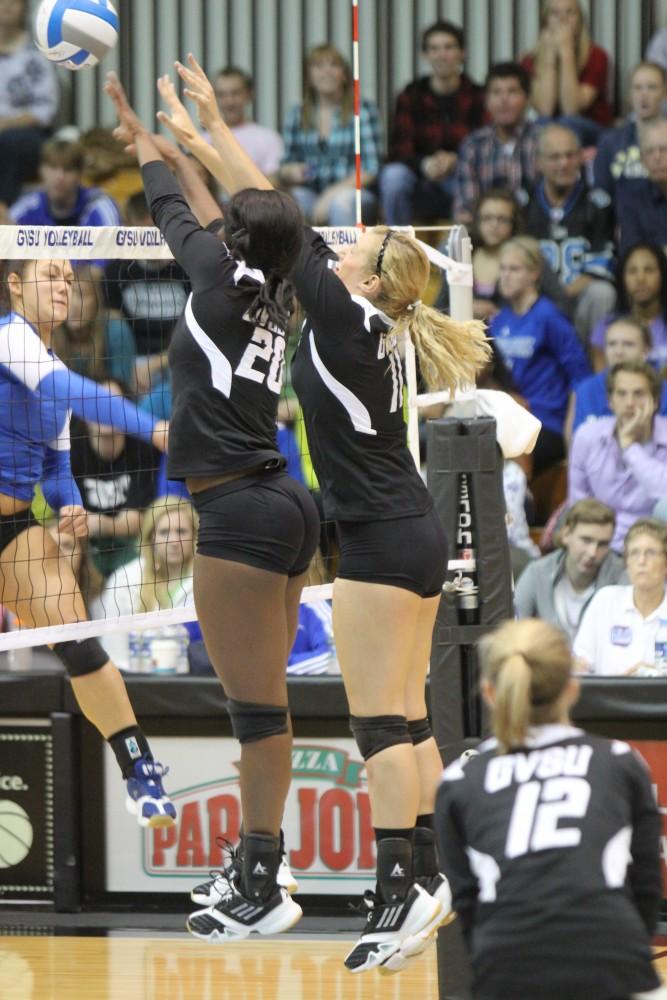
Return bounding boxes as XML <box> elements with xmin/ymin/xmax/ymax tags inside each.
<box><xmin>34</xmin><ymin>0</ymin><xmax>119</xmax><ymax>71</ymax></box>
<box><xmin>0</xmin><ymin>800</ymin><xmax>33</xmax><ymax>868</ymax></box>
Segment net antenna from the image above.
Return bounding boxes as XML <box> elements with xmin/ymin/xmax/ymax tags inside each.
<box><xmin>352</xmin><ymin>0</ymin><xmax>362</xmax><ymax>227</ymax></box>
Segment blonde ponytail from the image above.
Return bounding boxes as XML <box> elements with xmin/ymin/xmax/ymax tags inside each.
<box><xmin>367</xmin><ymin>227</ymin><xmax>491</xmax><ymax>394</ymax></box>
<box><xmin>493</xmin><ymin>654</ymin><xmax>532</xmax><ymax>753</ymax></box>
<box><xmin>479</xmin><ymin>619</ymin><xmax>573</xmax><ymax>753</ymax></box>
<box><xmin>398</xmin><ymin>305</ymin><xmax>490</xmax><ymax>393</ymax></box>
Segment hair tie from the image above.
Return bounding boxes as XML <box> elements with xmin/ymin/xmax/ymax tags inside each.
<box><xmin>406</xmin><ymin>299</ymin><xmax>422</xmax><ymax>312</ymax></box>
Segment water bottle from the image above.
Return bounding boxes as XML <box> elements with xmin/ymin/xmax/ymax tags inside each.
<box><xmin>6</xmin><ymin>615</ymin><xmax>33</xmax><ymax>671</ymax></box>
<box><xmin>147</xmin><ymin>624</ymin><xmax>190</xmax><ymax>675</ymax></box>
<box><xmin>654</xmin><ymin>619</ymin><xmax>667</xmax><ymax>674</ymax></box>
<box><xmin>128</xmin><ymin>630</ymin><xmax>145</xmax><ymax>672</ymax></box>
<box><xmin>7</xmin><ymin>644</ymin><xmax>33</xmax><ymax>671</ymax></box>
<box><xmin>171</xmin><ymin>623</ymin><xmax>190</xmax><ymax>674</ymax></box>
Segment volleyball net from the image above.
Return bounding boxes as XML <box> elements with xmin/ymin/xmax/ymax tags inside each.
<box><xmin>0</xmin><ymin>221</ymin><xmax>470</xmax><ymax>668</ymax></box>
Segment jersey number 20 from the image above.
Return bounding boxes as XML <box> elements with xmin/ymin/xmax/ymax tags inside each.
<box><xmin>505</xmin><ymin>777</ymin><xmax>591</xmax><ymax>858</ymax></box>
<box><xmin>236</xmin><ymin>328</ymin><xmax>286</xmax><ymax>394</ymax></box>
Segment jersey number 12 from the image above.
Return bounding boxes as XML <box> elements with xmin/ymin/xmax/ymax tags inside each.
<box><xmin>236</xmin><ymin>328</ymin><xmax>286</xmax><ymax>394</ymax></box>
<box><xmin>505</xmin><ymin>777</ymin><xmax>591</xmax><ymax>858</ymax></box>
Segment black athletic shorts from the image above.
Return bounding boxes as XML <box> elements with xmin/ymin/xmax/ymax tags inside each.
<box><xmin>336</xmin><ymin>507</ymin><xmax>448</xmax><ymax>597</ymax></box>
<box><xmin>191</xmin><ymin>469</ymin><xmax>320</xmax><ymax>576</ymax></box>
<box><xmin>0</xmin><ymin>507</ymin><xmax>38</xmax><ymax>557</ymax></box>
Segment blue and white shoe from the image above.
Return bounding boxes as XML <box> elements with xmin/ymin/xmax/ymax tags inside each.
<box><xmin>125</xmin><ymin>757</ymin><xmax>176</xmax><ymax>828</ymax></box>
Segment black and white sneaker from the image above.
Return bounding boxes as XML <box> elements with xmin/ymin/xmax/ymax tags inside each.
<box><xmin>190</xmin><ymin>832</ymin><xmax>297</xmax><ymax>906</ymax></box>
<box><xmin>344</xmin><ymin>882</ymin><xmax>441</xmax><ymax>974</ymax></box>
<box><xmin>190</xmin><ymin>839</ymin><xmax>240</xmax><ymax>907</ymax></box>
<box><xmin>187</xmin><ymin>884</ymin><xmax>303</xmax><ymax>942</ymax></box>
<box><xmin>380</xmin><ymin>874</ymin><xmax>455</xmax><ymax>973</ymax></box>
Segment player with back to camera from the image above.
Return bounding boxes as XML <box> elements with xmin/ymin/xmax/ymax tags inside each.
<box><xmin>157</xmin><ymin>55</ymin><xmax>490</xmax><ymax>973</ymax></box>
<box><xmin>0</xmin><ymin>255</ymin><xmax>176</xmax><ymax>827</ymax></box>
<box><xmin>105</xmin><ymin>73</ymin><xmax>320</xmax><ymax>940</ymax></box>
<box><xmin>436</xmin><ymin>618</ymin><xmax>666</xmax><ymax>1000</ymax></box>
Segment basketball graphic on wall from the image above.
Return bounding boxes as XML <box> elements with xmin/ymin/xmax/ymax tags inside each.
<box><xmin>0</xmin><ymin>800</ymin><xmax>33</xmax><ymax>868</ymax></box>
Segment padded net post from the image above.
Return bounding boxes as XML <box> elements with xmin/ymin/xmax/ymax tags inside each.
<box><xmin>427</xmin><ymin>416</ymin><xmax>513</xmax><ymax>1000</ymax></box>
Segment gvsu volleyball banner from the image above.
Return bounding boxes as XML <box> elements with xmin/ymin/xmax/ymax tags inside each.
<box><xmin>0</xmin><ymin>225</ymin><xmax>173</xmax><ymax>260</ymax></box>
<box><xmin>0</xmin><ymin>226</ymin><xmax>362</xmax><ymax>263</ymax></box>
<box><xmin>0</xmin><ymin>722</ymin><xmax>54</xmax><ymax>896</ymax></box>
<box><xmin>104</xmin><ymin>737</ymin><xmax>373</xmax><ymax>894</ymax></box>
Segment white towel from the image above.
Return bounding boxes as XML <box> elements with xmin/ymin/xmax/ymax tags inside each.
<box><xmin>447</xmin><ymin>389</ymin><xmax>541</xmax><ymax>458</ymax></box>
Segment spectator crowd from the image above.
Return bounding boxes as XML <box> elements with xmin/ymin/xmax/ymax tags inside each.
<box><xmin>2</xmin><ymin>0</ymin><xmax>667</xmax><ymax>677</ymax></box>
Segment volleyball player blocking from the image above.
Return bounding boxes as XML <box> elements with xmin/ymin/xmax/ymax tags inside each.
<box><xmin>158</xmin><ymin>56</ymin><xmax>490</xmax><ymax>972</ymax></box>
<box><xmin>106</xmin><ymin>73</ymin><xmax>319</xmax><ymax>939</ymax></box>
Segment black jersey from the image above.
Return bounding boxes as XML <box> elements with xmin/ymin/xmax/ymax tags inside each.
<box><xmin>290</xmin><ymin>228</ymin><xmax>431</xmax><ymax>522</ymax></box>
<box><xmin>436</xmin><ymin>725</ymin><xmax>662</xmax><ymax>1000</ymax></box>
<box><xmin>522</xmin><ymin>177</ymin><xmax>615</xmax><ymax>285</ymax></box>
<box><xmin>70</xmin><ymin>416</ymin><xmax>158</xmax><ymax>514</ymax></box>
<box><xmin>142</xmin><ymin>162</ymin><xmax>284</xmax><ymax>481</ymax></box>
<box><xmin>104</xmin><ymin>257</ymin><xmax>189</xmax><ymax>356</ymax></box>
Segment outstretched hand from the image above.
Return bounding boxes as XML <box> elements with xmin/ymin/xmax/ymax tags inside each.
<box><xmin>104</xmin><ymin>71</ymin><xmax>147</xmax><ymax>144</ymax></box>
<box><xmin>156</xmin><ymin>72</ymin><xmax>200</xmax><ymax>149</ymax></box>
<box><xmin>174</xmin><ymin>53</ymin><xmax>222</xmax><ymax>132</ymax></box>
<box><xmin>58</xmin><ymin>505</ymin><xmax>88</xmax><ymax>539</ymax></box>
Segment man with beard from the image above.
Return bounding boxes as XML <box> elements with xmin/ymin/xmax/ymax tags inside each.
<box><xmin>523</xmin><ymin>122</ymin><xmax>616</xmax><ymax>341</ymax></box>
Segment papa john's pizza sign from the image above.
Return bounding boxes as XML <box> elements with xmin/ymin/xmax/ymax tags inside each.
<box><xmin>104</xmin><ymin>737</ymin><xmax>374</xmax><ymax>895</ymax></box>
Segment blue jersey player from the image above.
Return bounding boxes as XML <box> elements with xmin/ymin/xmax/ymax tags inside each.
<box><xmin>0</xmin><ymin>256</ymin><xmax>175</xmax><ymax>828</ymax></box>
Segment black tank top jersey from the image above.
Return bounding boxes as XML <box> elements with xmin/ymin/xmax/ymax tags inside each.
<box><xmin>141</xmin><ymin>161</ymin><xmax>284</xmax><ymax>480</ymax></box>
<box><xmin>290</xmin><ymin>228</ymin><xmax>431</xmax><ymax>522</ymax></box>
<box><xmin>436</xmin><ymin>726</ymin><xmax>662</xmax><ymax>1000</ymax></box>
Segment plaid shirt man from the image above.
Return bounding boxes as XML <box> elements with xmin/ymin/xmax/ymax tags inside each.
<box><xmin>281</xmin><ymin>99</ymin><xmax>383</xmax><ymax>193</ymax></box>
<box><xmin>388</xmin><ymin>74</ymin><xmax>485</xmax><ymax>173</ymax></box>
<box><xmin>453</xmin><ymin>121</ymin><xmax>538</xmax><ymax>221</ymax></box>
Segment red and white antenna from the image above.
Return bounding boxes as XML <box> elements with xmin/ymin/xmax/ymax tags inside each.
<box><xmin>352</xmin><ymin>0</ymin><xmax>362</xmax><ymax>227</ymax></box>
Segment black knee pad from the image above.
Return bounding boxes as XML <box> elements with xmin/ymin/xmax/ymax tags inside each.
<box><xmin>53</xmin><ymin>637</ymin><xmax>109</xmax><ymax>677</ymax></box>
<box><xmin>349</xmin><ymin>714</ymin><xmax>411</xmax><ymax>761</ymax></box>
<box><xmin>226</xmin><ymin>698</ymin><xmax>289</xmax><ymax>744</ymax></box>
<box><xmin>408</xmin><ymin>717</ymin><xmax>433</xmax><ymax>746</ymax></box>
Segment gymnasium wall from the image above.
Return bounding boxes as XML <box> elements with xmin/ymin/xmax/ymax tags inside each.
<box><xmin>38</xmin><ymin>0</ymin><xmax>664</xmax><ymax>140</ymax></box>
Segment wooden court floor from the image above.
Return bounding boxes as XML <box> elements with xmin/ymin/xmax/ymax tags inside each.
<box><xmin>0</xmin><ymin>936</ymin><xmax>440</xmax><ymax>1000</ymax></box>
<box><xmin>1</xmin><ymin>935</ymin><xmax>666</xmax><ymax>999</ymax></box>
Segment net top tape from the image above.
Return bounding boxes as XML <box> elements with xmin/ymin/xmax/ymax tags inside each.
<box><xmin>0</xmin><ymin>225</ymin><xmax>473</xmax><ymax>286</ymax></box>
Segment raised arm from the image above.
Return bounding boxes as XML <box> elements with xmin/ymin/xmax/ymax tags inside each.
<box><xmin>146</xmin><ymin>133</ymin><xmax>221</xmax><ymax>228</ymax></box>
<box><xmin>104</xmin><ymin>72</ymin><xmax>167</xmax><ymax>174</ymax></box>
<box><xmin>105</xmin><ymin>71</ymin><xmax>217</xmax><ymax>227</ymax></box>
<box><xmin>105</xmin><ymin>71</ymin><xmax>228</xmax><ymax>289</ymax></box>
<box><xmin>158</xmin><ymin>55</ymin><xmax>272</xmax><ymax>195</ymax></box>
